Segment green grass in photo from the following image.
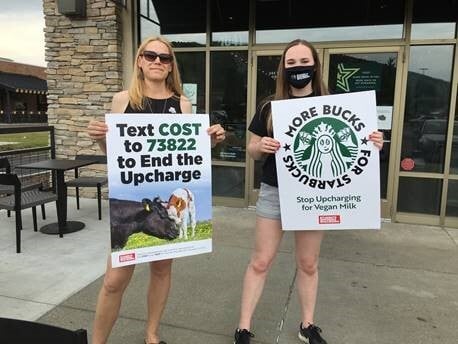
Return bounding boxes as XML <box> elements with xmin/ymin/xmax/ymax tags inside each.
<box><xmin>121</xmin><ymin>220</ymin><xmax>212</xmax><ymax>250</ymax></box>
<box><xmin>0</xmin><ymin>132</ymin><xmax>50</xmax><ymax>151</ymax></box>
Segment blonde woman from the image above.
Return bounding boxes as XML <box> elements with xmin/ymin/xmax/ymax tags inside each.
<box><xmin>88</xmin><ymin>36</ymin><xmax>225</xmax><ymax>344</ymax></box>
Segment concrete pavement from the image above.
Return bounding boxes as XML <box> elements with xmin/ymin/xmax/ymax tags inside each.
<box><xmin>1</xmin><ymin>199</ymin><xmax>457</xmax><ymax>343</ymax></box>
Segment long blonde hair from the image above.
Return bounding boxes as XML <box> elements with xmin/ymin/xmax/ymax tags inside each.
<box><xmin>266</xmin><ymin>39</ymin><xmax>328</xmax><ymax>133</ymax></box>
<box><xmin>128</xmin><ymin>36</ymin><xmax>183</xmax><ymax>110</ymax></box>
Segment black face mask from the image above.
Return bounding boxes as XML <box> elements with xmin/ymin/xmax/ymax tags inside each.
<box><xmin>284</xmin><ymin>65</ymin><xmax>315</xmax><ymax>89</ymax></box>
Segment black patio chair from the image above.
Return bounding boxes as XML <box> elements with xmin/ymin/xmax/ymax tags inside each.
<box><xmin>65</xmin><ymin>154</ymin><xmax>107</xmax><ymax>220</ymax></box>
<box><xmin>0</xmin><ymin>172</ymin><xmax>58</xmax><ymax>253</ymax></box>
<box><xmin>0</xmin><ymin>157</ymin><xmax>47</xmax><ymax>219</ymax></box>
<box><xmin>0</xmin><ymin>317</ymin><xmax>88</xmax><ymax>344</ymax></box>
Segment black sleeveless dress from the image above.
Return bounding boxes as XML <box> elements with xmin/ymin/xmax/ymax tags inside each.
<box><xmin>124</xmin><ymin>95</ymin><xmax>182</xmax><ymax>114</ymax></box>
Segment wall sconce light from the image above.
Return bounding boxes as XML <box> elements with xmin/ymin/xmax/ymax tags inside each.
<box><xmin>57</xmin><ymin>0</ymin><xmax>86</xmax><ymax>18</ymax></box>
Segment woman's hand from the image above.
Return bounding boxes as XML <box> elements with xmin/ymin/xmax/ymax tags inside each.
<box><xmin>88</xmin><ymin>120</ymin><xmax>108</xmax><ymax>141</ymax></box>
<box><xmin>207</xmin><ymin>124</ymin><xmax>226</xmax><ymax>146</ymax></box>
<box><xmin>369</xmin><ymin>130</ymin><xmax>384</xmax><ymax>150</ymax></box>
<box><xmin>258</xmin><ymin>136</ymin><xmax>281</xmax><ymax>154</ymax></box>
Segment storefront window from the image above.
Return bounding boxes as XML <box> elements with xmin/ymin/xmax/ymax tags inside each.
<box><xmin>141</xmin><ymin>0</ymin><xmax>206</xmax><ymax>47</ymax></box>
<box><xmin>211</xmin><ymin>0</ymin><xmax>248</xmax><ymax>46</ymax></box>
<box><xmin>255</xmin><ymin>0</ymin><xmax>405</xmax><ymax>43</ymax></box>
<box><xmin>253</xmin><ymin>55</ymin><xmax>281</xmax><ymax>189</ymax></box>
<box><xmin>400</xmin><ymin>45</ymin><xmax>454</xmax><ymax>173</ymax></box>
<box><xmin>139</xmin><ymin>0</ymin><xmax>159</xmax><ymax>41</ymax></box>
<box><xmin>411</xmin><ymin>1</ymin><xmax>457</xmax><ymax>40</ymax></box>
<box><xmin>175</xmin><ymin>52</ymin><xmax>206</xmax><ymax>114</ymax></box>
<box><xmin>210</xmin><ymin>51</ymin><xmax>248</xmax><ymax>163</ymax></box>
<box><xmin>397</xmin><ymin>177</ymin><xmax>442</xmax><ymax>215</ymax></box>
<box><xmin>212</xmin><ymin>166</ymin><xmax>245</xmax><ymax>198</ymax></box>
<box><xmin>255</xmin><ymin>56</ymin><xmax>280</xmax><ymax>104</ymax></box>
<box><xmin>328</xmin><ymin>52</ymin><xmax>398</xmax><ymax>199</ymax></box>
<box><xmin>446</xmin><ymin>180</ymin><xmax>458</xmax><ymax>217</ymax></box>
<box><xmin>449</xmin><ymin>93</ymin><xmax>458</xmax><ymax>173</ymax></box>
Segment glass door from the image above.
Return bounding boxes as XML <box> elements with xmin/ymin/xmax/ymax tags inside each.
<box><xmin>248</xmin><ymin>51</ymin><xmax>281</xmax><ymax>205</ymax></box>
<box><xmin>323</xmin><ymin>47</ymin><xmax>405</xmax><ymax>218</ymax></box>
<box><xmin>248</xmin><ymin>50</ymin><xmax>324</xmax><ymax>205</ymax></box>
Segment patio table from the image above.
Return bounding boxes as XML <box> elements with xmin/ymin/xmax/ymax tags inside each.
<box><xmin>17</xmin><ymin>159</ymin><xmax>97</xmax><ymax>236</ymax></box>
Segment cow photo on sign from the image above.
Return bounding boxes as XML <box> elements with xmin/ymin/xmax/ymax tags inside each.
<box><xmin>272</xmin><ymin>90</ymin><xmax>381</xmax><ymax>230</ymax></box>
<box><xmin>106</xmin><ymin>114</ymin><xmax>213</xmax><ymax>267</ymax></box>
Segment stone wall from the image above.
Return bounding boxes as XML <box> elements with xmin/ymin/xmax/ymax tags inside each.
<box><xmin>43</xmin><ymin>0</ymin><xmax>123</xmax><ymax>198</ymax></box>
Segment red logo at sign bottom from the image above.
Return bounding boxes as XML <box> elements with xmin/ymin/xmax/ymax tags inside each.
<box><xmin>319</xmin><ymin>215</ymin><xmax>341</xmax><ymax>224</ymax></box>
<box><xmin>119</xmin><ymin>253</ymin><xmax>136</xmax><ymax>262</ymax></box>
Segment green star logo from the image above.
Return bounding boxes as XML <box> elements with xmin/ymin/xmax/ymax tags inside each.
<box><xmin>336</xmin><ymin>63</ymin><xmax>360</xmax><ymax>92</ymax></box>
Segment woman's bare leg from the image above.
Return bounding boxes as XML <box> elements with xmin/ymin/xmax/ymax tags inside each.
<box><xmin>294</xmin><ymin>230</ymin><xmax>324</xmax><ymax>326</ymax></box>
<box><xmin>92</xmin><ymin>257</ymin><xmax>135</xmax><ymax>344</ymax></box>
<box><xmin>145</xmin><ymin>259</ymin><xmax>173</xmax><ymax>343</ymax></box>
<box><xmin>238</xmin><ymin>217</ymin><xmax>283</xmax><ymax>330</ymax></box>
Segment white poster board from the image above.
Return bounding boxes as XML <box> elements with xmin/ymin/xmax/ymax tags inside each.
<box><xmin>105</xmin><ymin>114</ymin><xmax>212</xmax><ymax>267</ymax></box>
<box><xmin>271</xmin><ymin>91</ymin><xmax>380</xmax><ymax>230</ymax></box>
<box><xmin>376</xmin><ymin>106</ymin><xmax>392</xmax><ymax>130</ymax></box>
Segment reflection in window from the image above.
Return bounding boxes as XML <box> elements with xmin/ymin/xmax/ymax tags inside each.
<box><xmin>255</xmin><ymin>0</ymin><xmax>404</xmax><ymax>43</ymax></box>
<box><xmin>175</xmin><ymin>53</ymin><xmax>206</xmax><ymax>114</ymax></box>
<box><xmin>328</xmin><ymin>52</ymin><xmax>397</xmax><ymax>198</ymax></box>
<box><xmin>139</xmin><ymin>0</ymin><xmax>159</xmax><ymax>41</ymax></box>
<box><xmin>253</xmin><ymin>55</ymin><xmax>281</xmax><ymax>189</ymax></box>
<box><xmin>140</xmin><ymin>17</ymin><xmax>160</xmax><ymax>41</ymax></box>
<box><xmin>142</xmin><ymin>0</ymin><xmax>206</xmax><ymax>47</ymax></box>
<box><xmin>400</xmin><ymin>45</ymin><xmax>454</xmax><ymax>173</ymax></box>
<box><xmin>411</xmin><ymin>1</ymin><xmax>457</xmax><ymax>39</ymax></box>
<box><xmin>210</xmin><ymin>52</ymin><xmax>248</xmax><ymax>162</ymax></box>
<box><xmin>446</xmin><ymin>180</ymin><xmax>458</xmax><ymax>217</ymax></box>
<box><xmin>256</xmin><ymin>56</ymin><xmax>281</xmax><ymax>104</ymax></box>
<box><xmin>212</xmin><ymin>166</ymin><xmax>245</xmax><ymax>197</ymax></box>
<box><xmin>450</xmin><ymin>95</ymin><xmax>458</xmax><ymax>174</ymax></box>
<box><xmin>397</xmin><ymin>177</ymin><xmax>442</xmax><ymax>215</ymax></box>
<box><xmin>211</xmin><ymin>0</ymin><xmax>248</xmax><ymax>46</ymax></box>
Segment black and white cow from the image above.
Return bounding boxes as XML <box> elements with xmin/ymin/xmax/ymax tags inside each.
<box><xmin>110</xmin><ymin>197</ymin><xmax>179</xmax><ymax>249</ymax></box>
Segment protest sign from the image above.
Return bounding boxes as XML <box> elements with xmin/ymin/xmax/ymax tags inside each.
<box><xmin>271</xmin><ymin>91</ymin><xmax>380</xmax><ymax>230</ymax></box>
<box><xmin>105</xmin><ymin>114</ymin><xmax>212</xmax><ymax>267</ymax></box>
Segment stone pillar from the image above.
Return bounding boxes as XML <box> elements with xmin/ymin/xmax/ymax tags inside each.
<box><xmin>43</xmin><ymin>0</ymin><xmax>123</xmax><ymax>197</ymax></box>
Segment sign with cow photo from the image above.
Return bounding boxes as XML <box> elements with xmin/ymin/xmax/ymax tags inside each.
<box><xmin>271</xmin><ymin>91</ymin><xmax>380</xmax><ymax>230</ymax></box>
<box><xmin>105</xmin><ymin>114</ymin><xmax>212</xmax><ymax>267</ymax></box>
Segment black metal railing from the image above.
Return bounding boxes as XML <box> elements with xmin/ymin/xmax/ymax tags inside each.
<box><xmin>0</xmin><ymin>113</ymin><xmax>48</xmax><ymax>124</ymax></box>
<box><xmin>0</xmin><ymin>126</ymin><xmax>55</xmax><ymax>189</ymax></box>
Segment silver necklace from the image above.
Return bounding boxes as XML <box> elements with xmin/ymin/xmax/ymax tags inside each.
<box><xmin>146</xmin><ymin>96</ymin><xmax>168</xmax><ymax>114</ymax></box>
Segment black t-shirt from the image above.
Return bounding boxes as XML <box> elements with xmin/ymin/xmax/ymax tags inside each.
<box><xmin>248</xmin><ymin>94</ymin><xmax>314</xmax><ymax>187</ymax></box>
<box><xmin>248</xmin><ymin>100</ymin><xmax>278</xmax><ymax>187</ymax></box>
<box><xmin>124</xmin><ymin>95</ymin><xmax>182</xmax><ymax>114</ymax></box>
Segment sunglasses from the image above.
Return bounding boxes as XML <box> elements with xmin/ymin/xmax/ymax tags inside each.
<box><xmin>141</xmin><ymin>50</ymin><xmax>173</xmax><ymax>64</ymax></box>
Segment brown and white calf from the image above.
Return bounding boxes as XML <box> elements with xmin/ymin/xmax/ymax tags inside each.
<box><xmin>165</xmin><ymin>188</ymin><xmax>196</xmax><ymax>239</ymax></box>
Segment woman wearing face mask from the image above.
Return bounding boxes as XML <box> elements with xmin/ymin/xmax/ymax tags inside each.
<box><xmin>233</xmin><ymin>39</ymin><xmax>383</xmax><ymax>344</ymax></box>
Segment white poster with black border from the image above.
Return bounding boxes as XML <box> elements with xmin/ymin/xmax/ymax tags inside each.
<box><xmin>271</xmin><ymin>90</ymin><xmax>380</xmax><ymax>230</ymax></box>
<box><xmin>105</xmin><ymin>114</ymin><xmax>212</xmax><ymax>267</ymax></box>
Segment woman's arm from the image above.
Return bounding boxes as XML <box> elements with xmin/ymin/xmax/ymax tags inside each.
<box><xmin>369</xmin><ymin>130</ymin><xmax>384</xmax><ymax>150</ymax></box>
<box><xmin>207</xmin><ymin>124</ymin><xmax>225</xmax><ymax>147</ymax></box>
<box><xmin>248</xmin><ymin>133</ymin><xmax>280</xmax><ymax>160</ymax></box>
<box><xmin>180</xmin><ymin>95</ymin><xmax>192</xmax><ymax>114</ymax></box>
<box><xmin>87</xmin><ymin>90</ymin><xmax>129</xmax><ymax>154</ymax></box>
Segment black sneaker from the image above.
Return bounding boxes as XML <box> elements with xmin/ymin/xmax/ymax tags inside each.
<box><xmin>234</xmin><ymin>328</ymin><xmax>254</xmax><ymax>344</ymax></box>
<box><xmin>298</xmin><ymin>323</ymin><xmax>327</xmax><ymax>344</ymax></box>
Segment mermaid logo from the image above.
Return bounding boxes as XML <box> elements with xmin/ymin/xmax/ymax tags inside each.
<box><xmin>293</xmin><ymin>117</ymin><xmax>358</xmax><ymax>179</ymax></box>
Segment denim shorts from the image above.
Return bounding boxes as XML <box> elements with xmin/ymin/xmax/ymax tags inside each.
<box><xmin>256</xmin><ymin>182</ymin><xmax>281</xmax><ymax>220</ymax></box>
